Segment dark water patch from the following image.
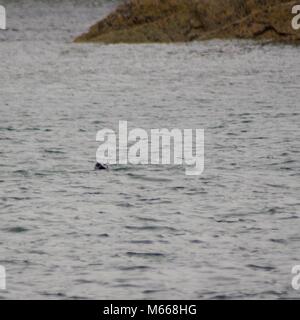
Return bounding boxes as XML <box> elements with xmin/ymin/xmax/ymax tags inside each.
<box><xmin>119</xmin><ymin>265</ymin><xmax>151</xmax><ymax>271</ymax></box>
<box><xmin>98</xmin><ymin>233</ymin><xmax>109</xmax><ymax>237</ymax></box>
<box><xmin>24</xmin><ymin>127</ymin><xmax>42</xmax><ymax>131</ymax></box>
<box><xmin>241</xmin><ymin>120</ymin><xmax>253</xmax><ymax>124</ymax></box>
<box><xmin>0</xmin><ymin>126</ymin><xmax>15</xmax><ymax>131</ymax></box>
<box><xmin>40</xmin><ymin>292</ymin><xmax>67</xmax><ymax>298</ymax></box>
<box><xmin>127</xmin><ymin>173</ymin><xmax>172</xmax><ymax>182</ymax></box>
<box><xmin>170</xmin><ymin>211</ymin><xmax>182</xmax><ymax>215</ymax></box>
<box><xmin>139</xmin><ymin>197</ymin><xmax>161</xmax><ymax>202</ymax></box>
<box><xmin>76</xmin><ymin>279</ymin><xmax>95</xmax><ymax>284</ymax></box>
<box><xmin>279</xmin><ymin>167</ymin><xmax>293</xmax><ymax>171</ymax></box>
<box><xmin>44</xmin><ymin>149</ymin><xmax>66</xmax><ymax>154</ymax></box>
<box><xmin>135</xmin><ymin>216</ymin><xmax>163</xmax><ymax>223</ymax></box>
<box><xmin>113</xmin><ymin>166</ymin><xmax>132</xmax><ymax>172</ymax></box>
<box><xmin>92</xmin><ymin>120</ymin><xmax>104</xmax><ymax>124</ymax></box>
<box><xmin>189</xmin><ymin>239</ymin><xmax>206</xmax><ymax>244</ymax></box>
<box><xmin>143</xmin><ymin>289</ymin><xmax>167</xmax><ymax>294</ymax></box>
<box><xmin>5</xmin><ymin>196</ymin><xmax>32</xmax><ymax>201</ymax></box>
<box><xmin>138</xmin><ymin>197</ymin><xmax>173</xmax><ymax>204</ymax></box>
<box><xmin>184</xmin><ymin>190</ymin><xmax>207</xmax><ymax>195</ymax></box>
<box><xmin>251</xmin><ymin>136</ymin><xmax>267</xmax><ymax>139</ymax></box>
<box><xmin>4</xmin><ymin>226</ymin><xmax>30</xmax><ymax>233</ymax></box>
<box><xmin>270</xmin><ymin>238</ymin><xmax>287</xmax><ymax>244</ymax></box>
<box><xmin>279</xmin><ymin>215</ymin><xmax>299</xmax><ymax>220</ymax></box>
<box><xmin>266</xmin><ymin>207</ymin><xmax>283</xmax><ymax>214</ymax></box>
<box><xmin>28</xmin><ymin>250</ymin><xmax>47</xmax><ymax>255</ymax></box>
<box><xmin>0</xmin><ymin>259</ymin><xmax>31</xmax><ymax>266</ymax></box>
<box><xmin>0</xmin><ymin>137</ymin><xmax>13</xmax><ymax>141</ymax></box>
<box><xmin>214</xmin><ymin>217</ymin><xmax>255</xmax><ymax>224</ymax></box>
<box><xmin>207</xmin><ymin>294</ymin><xmax>230</xmax><ymax>300</ymax></box>
<box><xmin>214</xmin><ymin>219</ymin><xmax>238</xmax><ymax>224</ymax></box>
<box><xmin>226</xmin><ymin>132</ymin><xmax>238</xmax><ymax>136</ymax></box>
<box><xmin>288</xmin><ymin>236</ymin><xmax>300</xmax><ymax>241</ymax></box>
<box><xmin>126</xmin><ymin>252</ymin><xmax>166</xmax><ymax>258</ymax></box>
<box><xmin>34</xmin><ymin>172</ymin><xmax>52</xmax><ymax>177</ymax></box>
<box><xmin>83</xmin><ymin>191</ymin><xmax>103</xmax><ymax>195</ymax></box>
<box><xmin>117</xmin><ymin>202</ymin><xmax>134</xmax><ymax>208</ymax></box>
<box><xmin>125</xmin><ymin>225</ymin><xmax>178</xmax><ymax>232</ymax></box>
<box><xmin>281</xmin><ymin>160</ymin><xmax>296</xmax><ymax>164</ymax></box>
<box><xmin>171</xmin><ymin>186</ymin><xmax>185</xmax><ymax>191</ymax></box>
<box><xmin>246</xmin><ymin>264</ymin><xmax>276</xmax><ymax>271</ymax></box>
<box><xmin>13</xmin><ymin>170</ymin><xmax>30</xmax><ymax>176</ymax></box>
<box><xmin>241</xmin><ymin>226</ymin><xmax>263</xmax><ymax>232</ymax></box>
<box><xmin>129</xmin><ymin>240</ymin><xmax>153</xmax><ymax>244</ymax></box>
<box><xmin>68</xmin><ymin>295</ymin><xmax>89</xmax><ymax>300</ymax></box>
<box><xmin>266</xmin><ymin>183</ymin><xmax>288</xmax><ymax>189</ymax></box>
<box><xmin>113</xmin><ymin>283</ymin><xmax>141</xmax><ymax>288</ymax></box>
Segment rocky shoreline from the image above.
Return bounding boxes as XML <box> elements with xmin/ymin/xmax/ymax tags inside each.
<box><xmin>74</xmin><ymin>0</ymin><xmax>300</xmax><ymax>44</ymax></box>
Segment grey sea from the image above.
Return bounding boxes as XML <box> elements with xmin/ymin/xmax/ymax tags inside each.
<box><xmin>0</xmin><ymin>0</ymin><xmax>299</xmax><ymax>299</ymax></box>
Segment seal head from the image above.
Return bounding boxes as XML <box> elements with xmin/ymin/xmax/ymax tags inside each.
<box><xmin>95</xmin><ymin>162</ymin><xmax>108</xmax><ymax>170</ymax></box>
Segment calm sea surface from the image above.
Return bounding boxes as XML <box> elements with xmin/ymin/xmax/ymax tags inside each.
<box><xmin>0</xmin><ymin>0</ymin><xmax>299</xmax><ymax>299</ymax></box>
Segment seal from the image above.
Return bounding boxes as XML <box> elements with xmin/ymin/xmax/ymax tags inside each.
<box><xmin>95</xmin><ymin>162</ymin><xmax>108</xmax><ymax>170</ymax></box>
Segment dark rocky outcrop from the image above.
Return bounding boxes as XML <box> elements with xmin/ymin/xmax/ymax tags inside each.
<box><xmin>74</xmin><ymin>0</ymin><xmax>300</xmax><ymax>43</ymax></box>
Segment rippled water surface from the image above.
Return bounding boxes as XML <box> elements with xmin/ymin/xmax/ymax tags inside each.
<box><xmin>0</xmin><ymin>0</ymin><xmax>300</xmax><ymax>299</ymax></box>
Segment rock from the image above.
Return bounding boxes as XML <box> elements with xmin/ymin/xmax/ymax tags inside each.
<box><xmin>190</xmin><ymin>18</ymin><xmax>203</xmax><ymax>29</ymax></box>
<box><xmin>74</xmin><ymin>0</ymin><xmax>300</xmax><ymax>44</ymax></box>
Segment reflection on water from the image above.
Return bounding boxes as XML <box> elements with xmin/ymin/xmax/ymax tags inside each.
<box><xmin>0</xmin><ymin>0</ymin><xmax>300</xmax><ymax>299</ymax></box>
